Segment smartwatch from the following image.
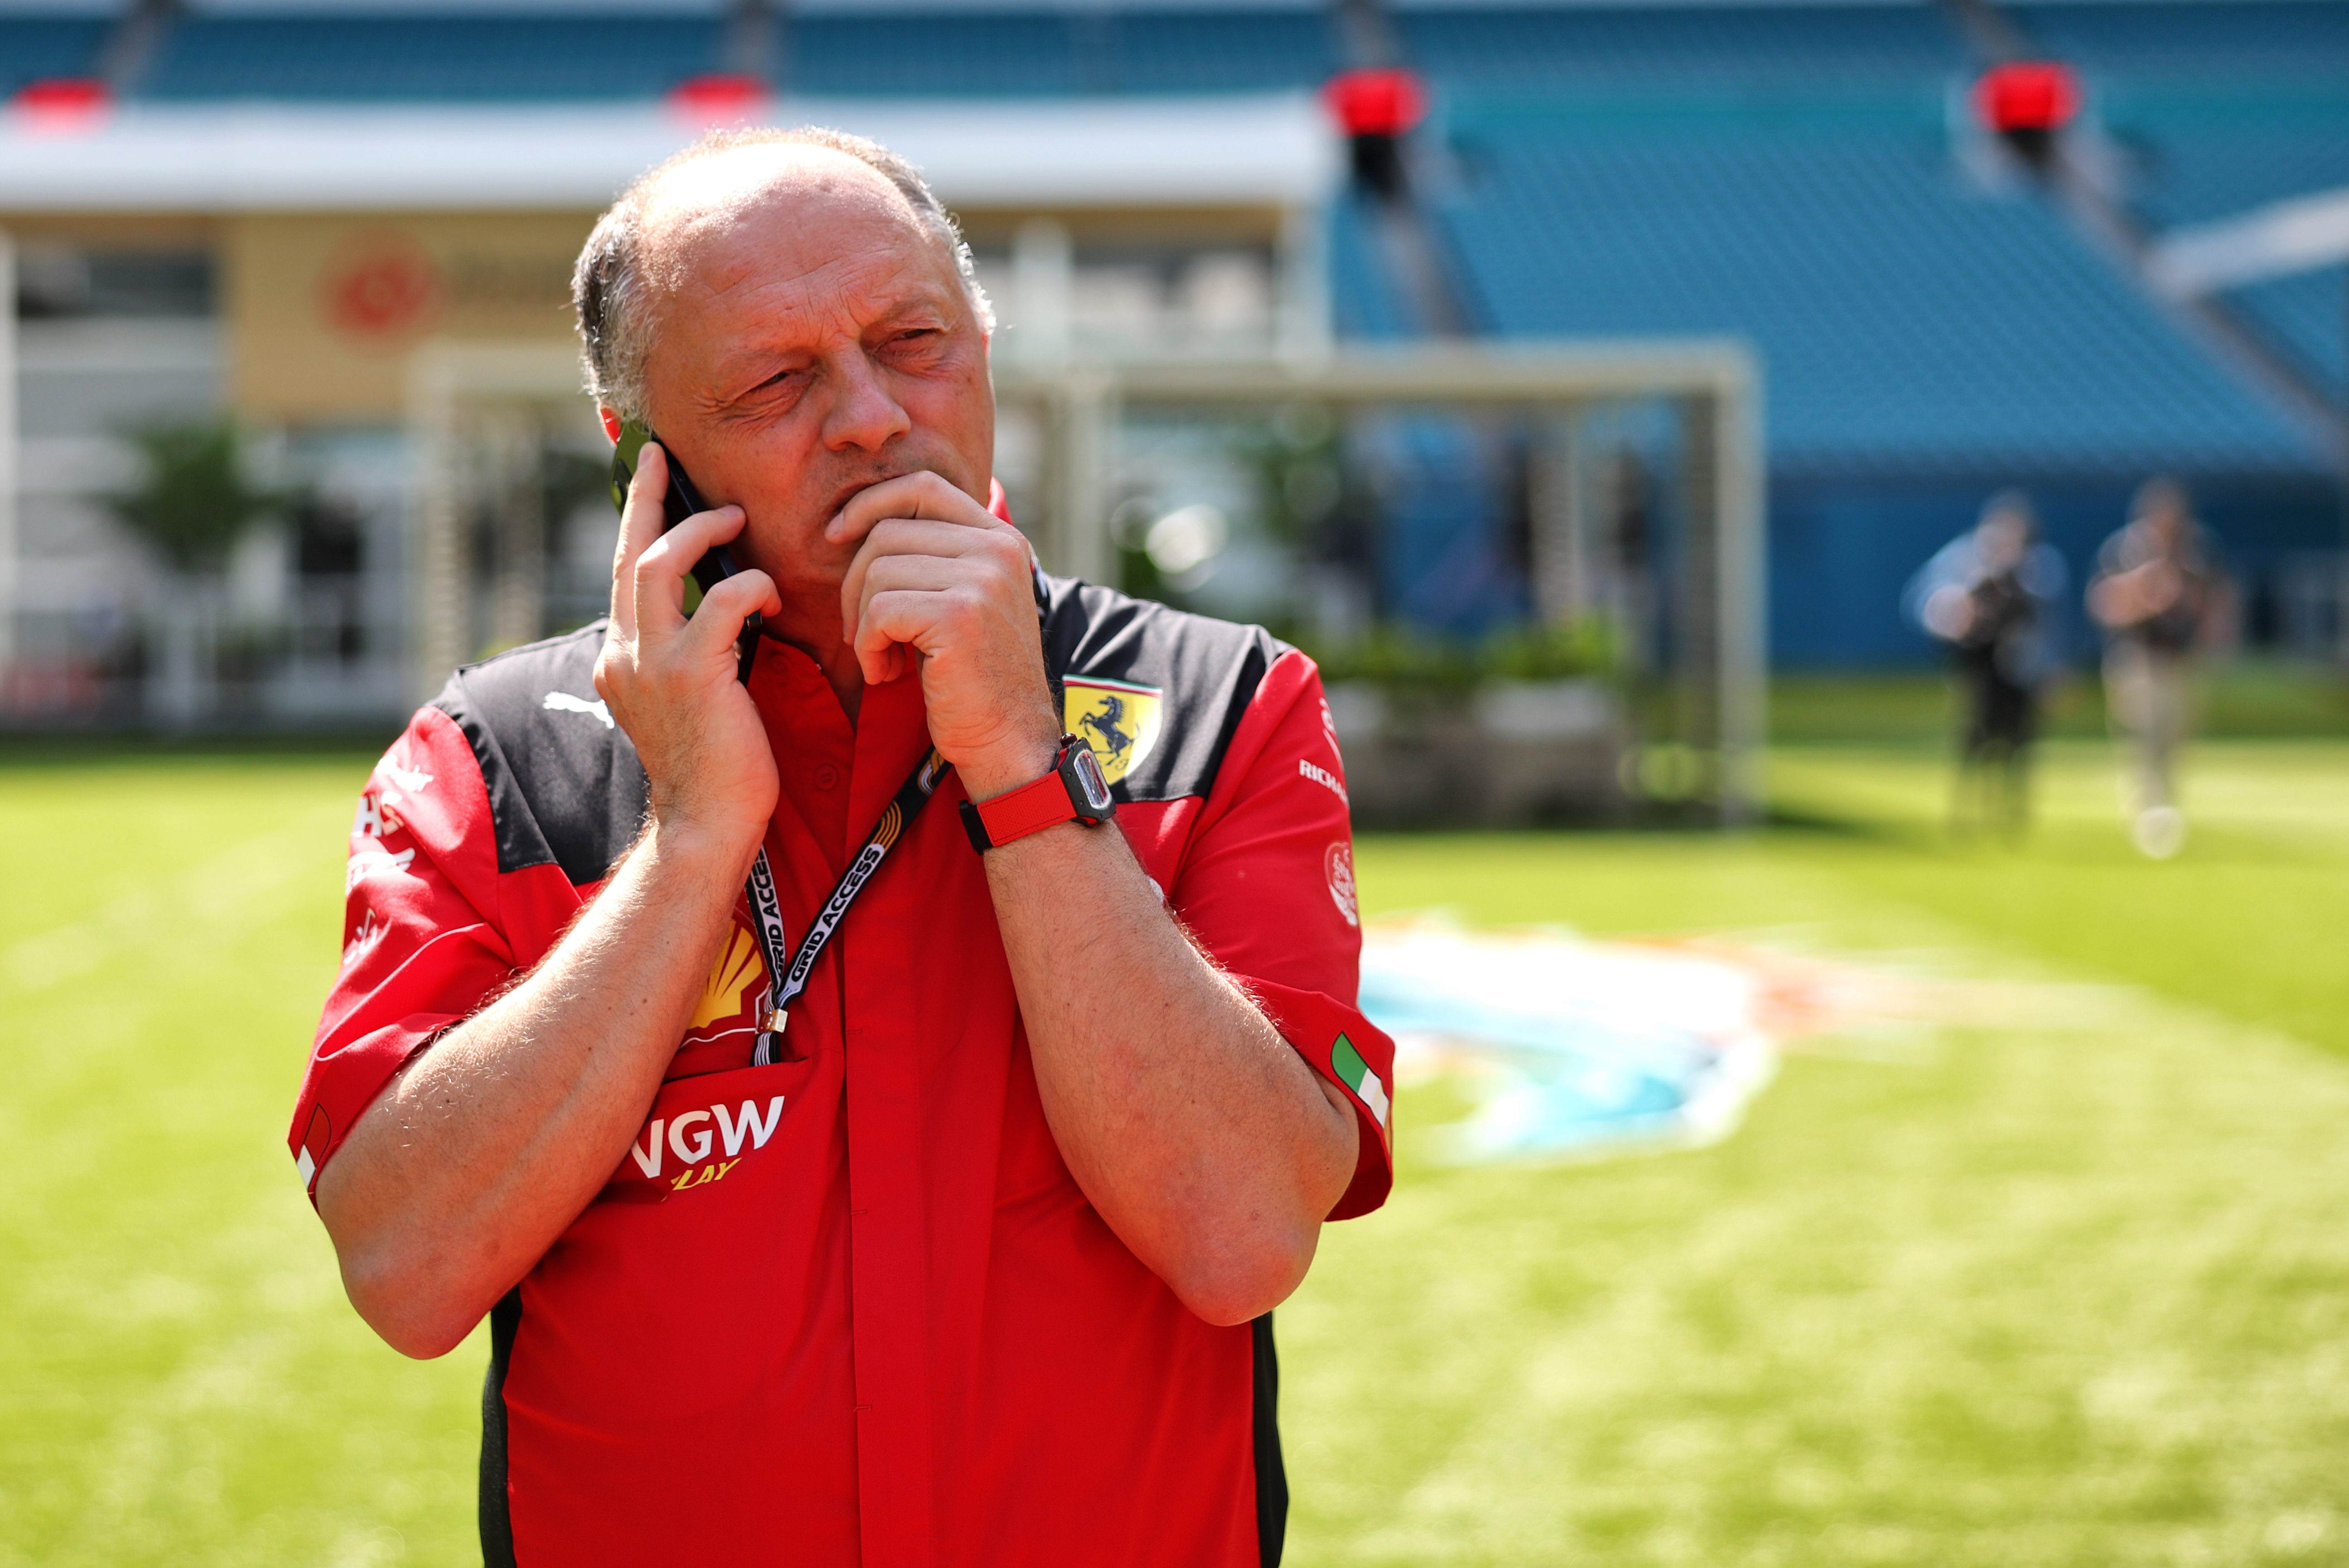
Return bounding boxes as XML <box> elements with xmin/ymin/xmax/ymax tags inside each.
<box><xmin>959</xmin><ymin>734</ymin><xmax>1117</xmax><ymax>852</ymax></box>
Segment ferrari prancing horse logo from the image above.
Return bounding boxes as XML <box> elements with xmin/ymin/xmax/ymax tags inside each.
<box><xmin>1061</xmin><ymin>677</ymin><xmax>1163</xmax><ymax>786</ymax></box>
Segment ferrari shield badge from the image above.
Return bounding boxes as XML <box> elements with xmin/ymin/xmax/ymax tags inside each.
<box><xmin>1062</xmin><ymin>676</ymin><xmax>1163</xmax><ymax>786</ymax></box>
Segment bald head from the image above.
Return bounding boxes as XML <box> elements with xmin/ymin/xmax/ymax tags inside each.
<box><xmin>640</xmin><ymin>144</ymin><xmax>925</xmax><ymax>292</ymax></box>
<box><xmin>574</xmin><ymin>127</ymin><xmax>993</xmax><ymax>420</ymax></box>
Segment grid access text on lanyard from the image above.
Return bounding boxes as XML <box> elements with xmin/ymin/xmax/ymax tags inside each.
<box><xmin>742</xmin><ymin>746</ymin><xmax>953</xmax><ymax>1066</ymax></box>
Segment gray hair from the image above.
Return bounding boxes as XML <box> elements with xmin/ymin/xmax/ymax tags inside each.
<box><xmin>572</xmin><ymin>125</ymin><xmax>994</xmax><ymax>420</ymax></box>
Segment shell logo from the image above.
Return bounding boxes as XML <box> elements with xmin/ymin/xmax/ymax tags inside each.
<box><xmin>318</xmin><ymin>231</ymin><xmax>447</xmax><ymax>348</ymax></box>
<box><xmin>692</xmin><ymin>926</ymin><xmax>767</xmax><ymax>1031</ymax></box>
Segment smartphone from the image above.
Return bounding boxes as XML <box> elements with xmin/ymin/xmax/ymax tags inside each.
<box><xmin>608</xmin><ymin>418</ymin><xmax>762</xmax><ymax>683</ymax></box>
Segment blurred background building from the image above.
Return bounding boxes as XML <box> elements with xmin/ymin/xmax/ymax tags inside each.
<box><xmin>0</xmin><ymin>0</ymin><xmax>2344</xmax><ymax>807</ymax></box>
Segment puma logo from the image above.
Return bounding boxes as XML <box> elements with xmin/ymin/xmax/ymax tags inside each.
<box><xmin>543</xmin><ymin>691</ymin><xmax>613</xmax><ymax>728</ymax></box>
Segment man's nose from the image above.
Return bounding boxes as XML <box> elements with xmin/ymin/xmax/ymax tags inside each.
<box><xmin>821</xmin><ymin>351</ymin><xmax>914</xmax><ymax>454</ymax></box>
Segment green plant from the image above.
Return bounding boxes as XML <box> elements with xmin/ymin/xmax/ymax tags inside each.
<box><xmin>103</xmin><ymin>419</ymin><xmax>283</xmax><ymax>575</ymax></box>
<box><xmin>1300</xmin><ymin>618</ymin><xmax>1620</xmax><ymax>695</ymax></box>
<box><xmin>1234</xmin><ymin>403</ymin><xmax>1346</xmax><ymax>550</ymax></box>
<box><xmin>1482</xmin><ymin>619</ymin><xmax>1618</xmax><ymax>682</ymax></box>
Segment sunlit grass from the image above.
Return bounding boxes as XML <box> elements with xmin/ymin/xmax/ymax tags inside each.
<box><xmin>3</xmin><ymin>737</ymin><xmax>2346</xmax><ymax>1564</ymax></box>
<box><xmin>1287</xmin><ymin>738</ymin><xmax>2349</xmax><ymax>1566</ymax></box>
<box><xmin>0</xmin><ymin>754</ymin><xmax>484</xmax><ymax>1567</ymax></box>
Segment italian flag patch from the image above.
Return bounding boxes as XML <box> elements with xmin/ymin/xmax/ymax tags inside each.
<box><xmin>296</xmin><ymin>1103</ymin><xmax>332</xmax><ymax>1191</ymax></box>
<box><xmin>1331</xmin><ymin>1032</ymin><xmax>1390</xmax><ymax>1129</ymax></box>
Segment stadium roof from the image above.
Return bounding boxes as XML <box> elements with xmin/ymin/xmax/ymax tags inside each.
<box><xmin>0</xmin><ymin>95</ymin><xmax>1335</xmax><ymax>210</ymax></box>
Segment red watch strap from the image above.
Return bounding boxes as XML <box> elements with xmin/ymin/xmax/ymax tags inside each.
<box><xmin>972</xmin><ymin>759</ymin><xmax>1078</xmax><ymax>847</ymax></box>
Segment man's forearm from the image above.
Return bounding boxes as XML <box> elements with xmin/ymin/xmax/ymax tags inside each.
<box><xmin>317</xmin><ymin>822</ymin><xmax>755</xmax><ymax>1358</ymax></box>
<box><xmin>983</xmin><ymin>821</ymin><xmax>1358</xmax><ymax>1327</ymax></box>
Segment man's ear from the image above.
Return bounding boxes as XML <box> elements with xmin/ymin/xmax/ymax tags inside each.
<box><xmin>598</xmin><ymin>407</ymin><xmax>623</xmax><ymax>445</ymax></box>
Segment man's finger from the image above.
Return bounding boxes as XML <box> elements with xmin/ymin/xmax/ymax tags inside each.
<box><xmin>825</xmin><ymin>471</ymin><xmax>1000</xmax><ymax>551</ymax></box>
<box><xmin>610</xmin><ymin>441</ymin><xmax>671</xmax><ymax>643</ymax></box>
<box><xmin>632</xmin><ymin>501</ymin><xmax>749</xmax><ymax>636</ymax></box>
<box><xmin>839</xmin><ymin>518</ymin><xmax>1027</xmax><ymax>642</ymax></box>
<box><xmin>851</xmin><ymin>553</ymin><xmax>966</xmax><ymax>622</ymax></box>
<box><xmin>851</xmin><ymin>568</ymin><xmax>1022</xmax><ymax>681</ymax></box>
<box><xmin>683</xmin><ymin>569</ymin><xmax>782</xmax><ymax>668</ymax></box>
<box><xmin>853</xmin><ymin>588</ymin><xmax>955</xmax><ymax>684</ymax></box>
<box><xmin>846</xmin><ymin>574</ymin><xmax>945</xmax><ymax>684</ymax></box>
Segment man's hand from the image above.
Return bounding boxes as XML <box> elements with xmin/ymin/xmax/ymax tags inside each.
<box><xmin>2090</xmin><ymin>560</ymin><xmax>2185</xmax><ymax>631</ymax></box>
<box><xmin>594</xmin><ymin>441</ymin><xmax>785</xmax><ymax>846</ymax></box>
<box><xmin>831</xmin><ymin>472</ymin><xmax>1060</xmax><ymax>798</ymax></box>
<box><xmin>1921</xmin><ymin>584</ymin><xmax>1975</xmax><ymax>642</ymax></box>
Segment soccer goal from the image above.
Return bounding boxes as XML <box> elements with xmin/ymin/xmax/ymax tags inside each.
<box><xmin>993</xmin><ymin>343</ymin><xmax>1766</xmax><ymax>824</ymax></box>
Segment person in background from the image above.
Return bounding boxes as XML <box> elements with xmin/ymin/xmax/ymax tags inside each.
<box><xmin>1904</xmin><ymin>491</ymin><xmax>2068</xmax><ymax>839</ymax></box>
<box><xmin>2087</xmin><ymin>476</ymin><xmax>2229</xmax><ymax>859</ymax></box>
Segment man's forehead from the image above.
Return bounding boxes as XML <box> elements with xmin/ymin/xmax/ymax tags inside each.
<box><xmin>640</xmin><ymin>144</ymin><xmax>928</xmax><ymax>282</ymax></box>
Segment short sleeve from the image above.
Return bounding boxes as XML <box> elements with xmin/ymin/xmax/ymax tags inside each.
<box><xmin>1169</xmin><ymin>649</ymin><xmax>1395</xmax><ymax>1221</ymax></box>
<box><xmin>286</xmin><ymin>706</ymin><xmax>519</xmax><ymax>1196</ymax></box>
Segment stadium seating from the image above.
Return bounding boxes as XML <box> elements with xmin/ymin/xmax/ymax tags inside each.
<box><xmin>2025</xmin><ymin>0</ymin><xmax>2349</xmax><ymax>84</ymax></box>
<box><xmin>793</xmin><ymin>10</ymin><xmax>1335</xmax><ymax>96</ymax></box>
<box><xmin>140</xmin><ymin>12</ymin><xmax>724</xmax><ymax>101</ymax></box>
<box><xmin>0</xmin><ymin>15</ymin><xmax>111</xmax><ymax>97</ymax></box>
<box><xmin>16</xmin><ymin>0</ymin><xmax>2344</xmax><ymax>658</ymax></box>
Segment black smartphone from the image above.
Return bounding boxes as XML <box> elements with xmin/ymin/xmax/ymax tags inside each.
<box><xmin>608</xmin><ymin>418</ymin><xmax>761</xmax><ymax>682</ymax></box>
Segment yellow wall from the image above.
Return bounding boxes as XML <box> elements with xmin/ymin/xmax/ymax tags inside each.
<box><xmin>223</xmin><ymin>211</ymin><xmax>594</xmax><ymax>422</ymax></box>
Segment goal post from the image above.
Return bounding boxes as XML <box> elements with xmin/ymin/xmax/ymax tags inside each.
<box><xmin>993</xmin><ymin>341</ymin><xmax>1768</xmax><ymax>825</ymax></box>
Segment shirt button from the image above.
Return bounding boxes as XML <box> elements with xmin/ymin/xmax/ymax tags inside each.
<box><xmin>813</xmin><ymin>764</ymin><xmax>841</xmax><ymax>791</ymax></box>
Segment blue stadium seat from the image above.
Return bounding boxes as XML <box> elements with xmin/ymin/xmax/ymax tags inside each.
<box><xmin>1397</xmin><ymin>4</ymin><xmax>1956</xmax><ymax>89</ymax></box>
<box><xmin>0</xmin><ymin>16</ymin><xmax>109</xmax><ymax>96</ymax></box>
<box><xmin>142</xmin><ymin>11</ymin><xmax>725</xmax><ymax>101</ymax></box>
<box><xmin>788</xmin><ymin>9</ymin><xmax>1331</xmax><ymax>97</ymax></box>
<box><xmin>2018</xmin><ymin>0</ymin><xmax>2349</xmax><ymax>84</ymax></box>
<box><xmin>791</xmin><ymin>13</ymin><xmax>1081</xmax><ymax>97</ymax></box>
<box><xmin>1431</xmin><ymin>96</ymin><xmax>2316</xmax><ymax>474</ymax></box>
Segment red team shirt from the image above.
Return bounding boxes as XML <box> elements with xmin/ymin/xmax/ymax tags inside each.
<box><xmin>291</xmin><ymin>564</ymin><xmax>1394</xmax><ymax>1567</ymax></box>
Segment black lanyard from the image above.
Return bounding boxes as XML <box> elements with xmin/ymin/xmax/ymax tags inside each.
<box><xmin>744</xmin><ymin>746</ymin><xmax>953</xmax><ymax>1066</ymax></box>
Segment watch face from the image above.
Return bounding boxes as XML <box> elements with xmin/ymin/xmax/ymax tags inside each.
<box><xmin>1068</xmin><ymin>744</ymin><xmax>1115</xmax><ymax>814</ymax></box>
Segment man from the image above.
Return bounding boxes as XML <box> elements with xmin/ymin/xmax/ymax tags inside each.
<box><xmin>2087</xmin><ymin>476</ymin><xmax>2227</xmax><ymax>859</ymax></box>
<box><xmin>1904</xmin><ymin>492</ymin><xmax>2067</xmax><ymax>839</ymax></box>
<box><xmin>287</xmin><ymin>126</ymin><xmax>1394</xmax><ymax>1566</ymax></box>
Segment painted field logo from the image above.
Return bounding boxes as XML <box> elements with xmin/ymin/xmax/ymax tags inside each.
<box><xmin>1331</xmin><ymin>1032</ymin><xmax>1391</xmax><ymax>1129</ymax></box>
<box><xmin>1062</xmin><ymin>677</ymin><xmax>1162</xmax><ymax>786</ymax></box>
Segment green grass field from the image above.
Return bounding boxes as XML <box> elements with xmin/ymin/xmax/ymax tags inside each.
<box><xmin>5</xmin><ymin>725</ymin><xmax>2348</xmax><ymax>1565</ymax></box>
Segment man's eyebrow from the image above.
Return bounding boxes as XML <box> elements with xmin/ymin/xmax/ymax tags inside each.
<box><xmin>864</xmin><ymin>279</ymin><xmax>961</xmax><ymax>323</ymax></box>
<box><xmin>707</xmin><ymin>349</ymin><xmax>808</xmax><ymax>405</ymax></box>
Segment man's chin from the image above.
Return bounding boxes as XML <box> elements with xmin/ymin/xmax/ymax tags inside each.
<box><xmin>777</xmin><ymin>539</ymin><xmax>859</xmax><ymax>592</ymax></box>
<box><xmin>731</xmin><ymin>524</ymin><xmax>851</xmax><ymax>603</ymax></box>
